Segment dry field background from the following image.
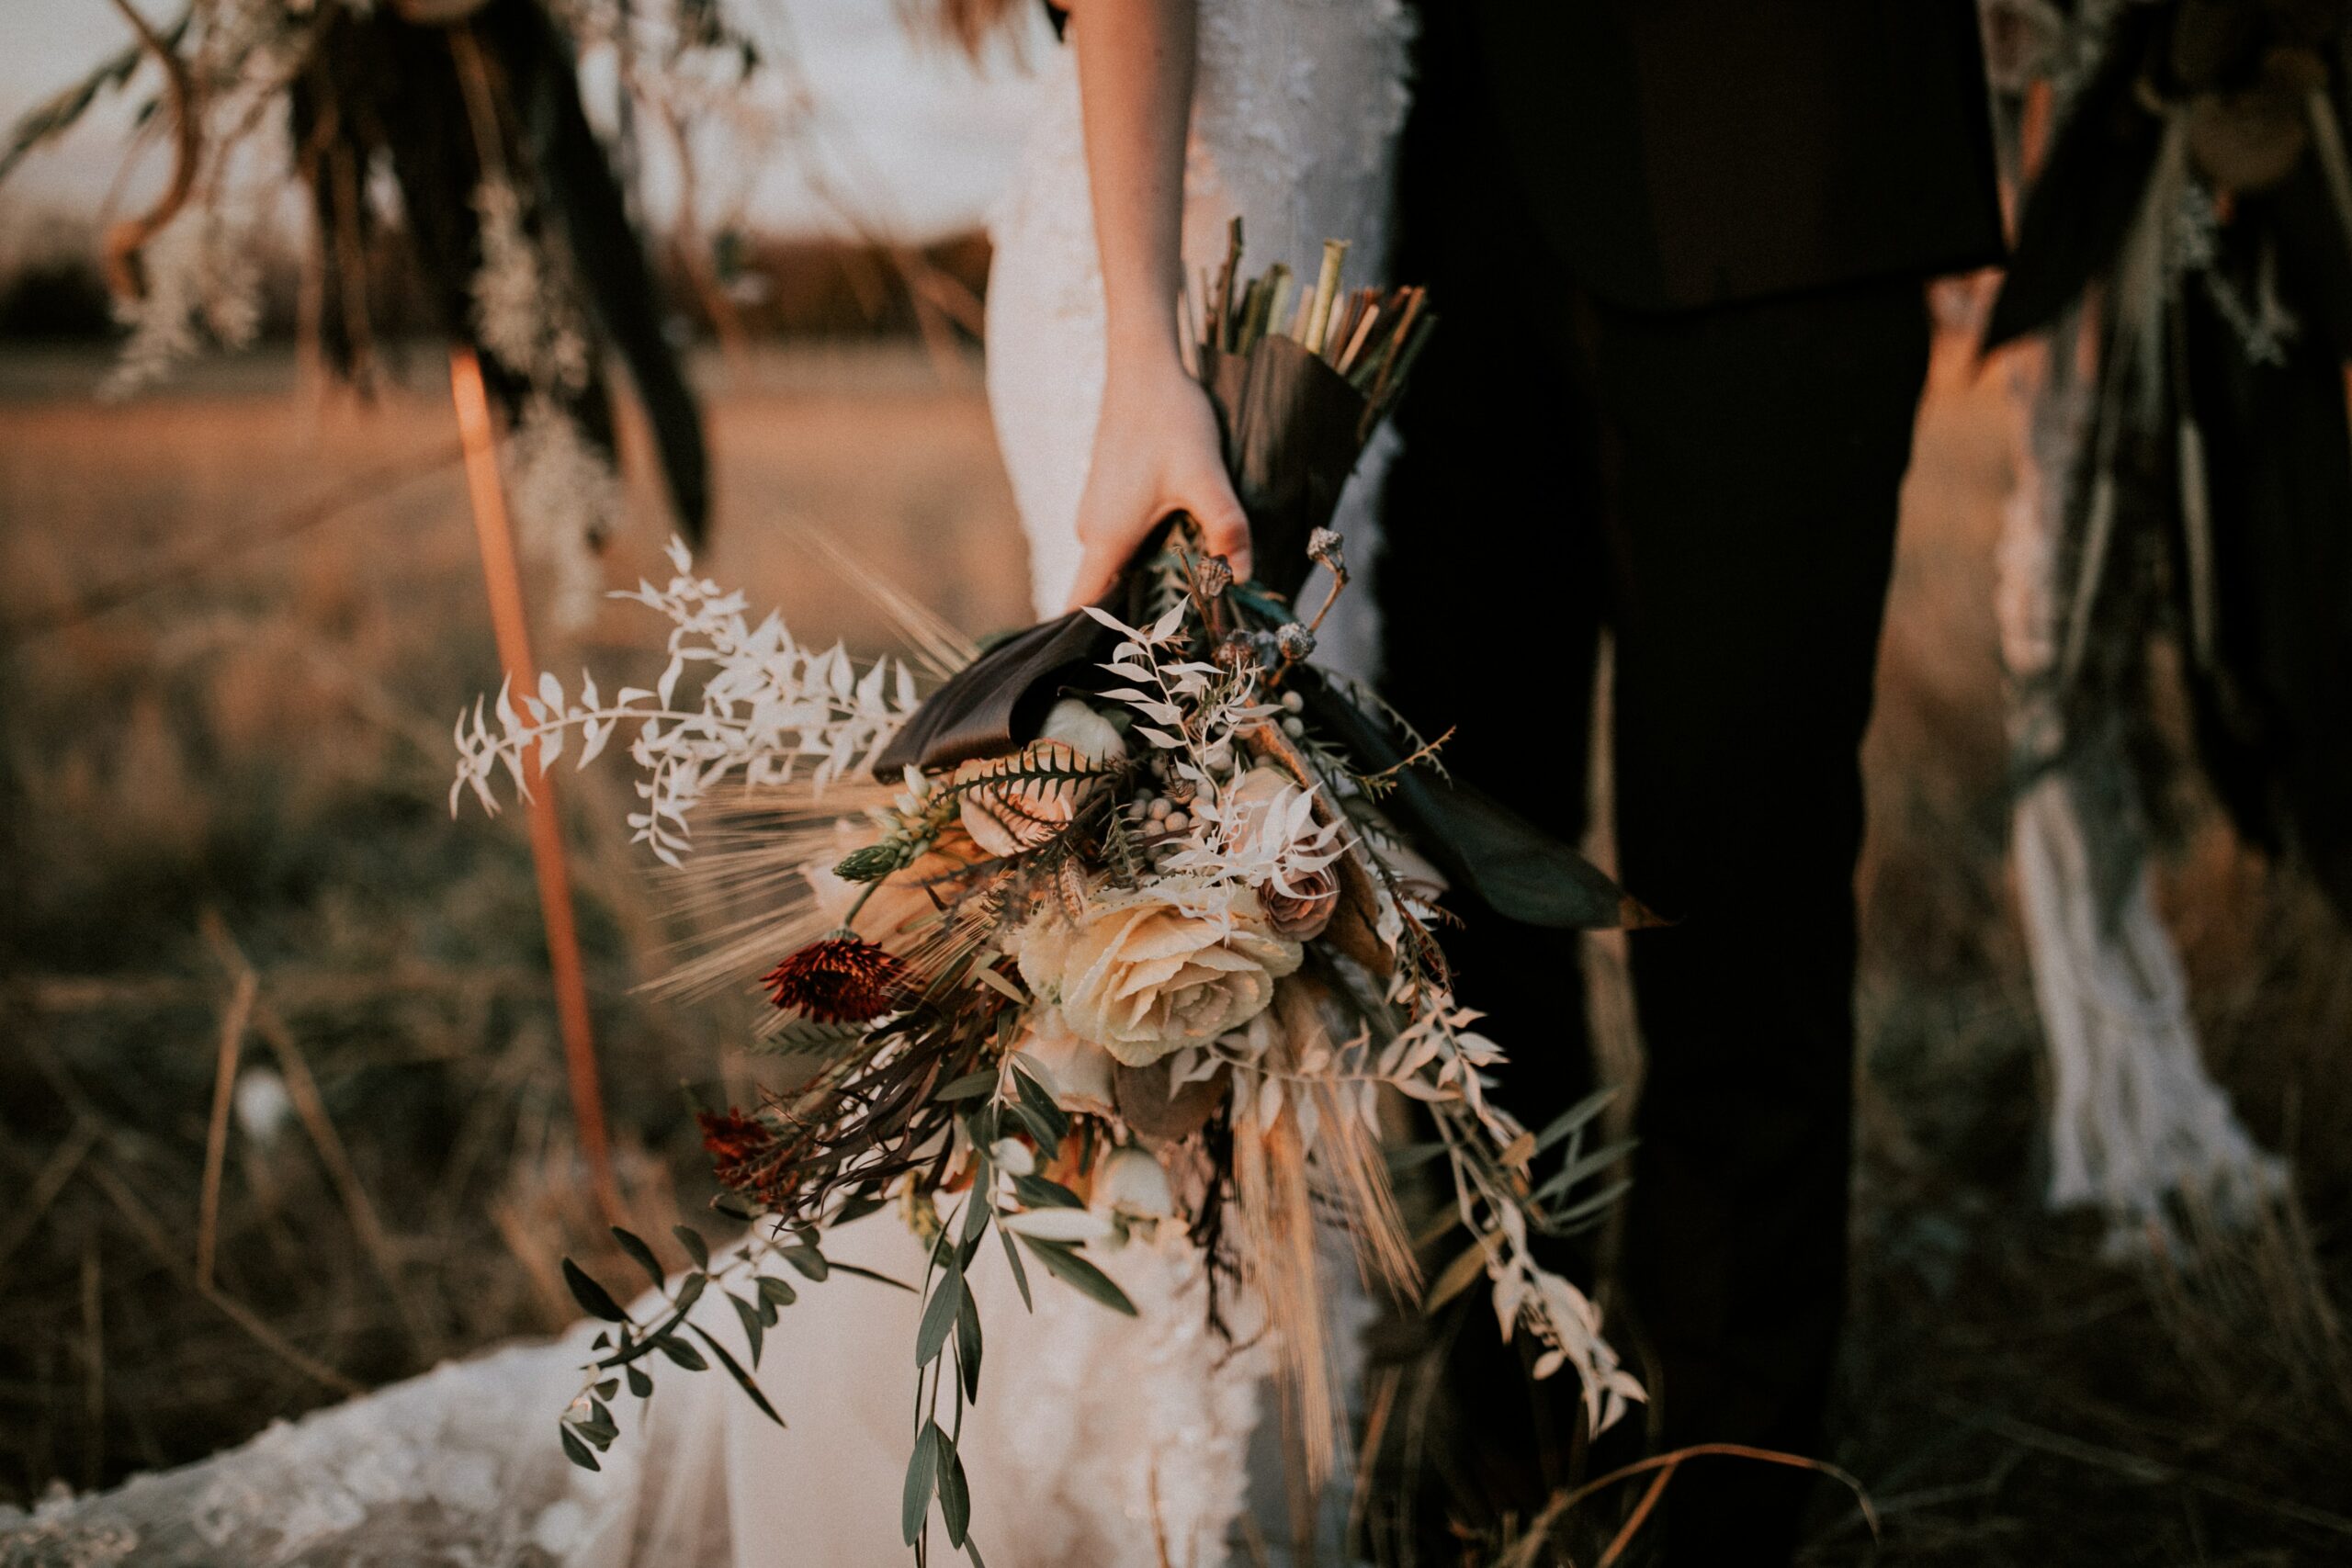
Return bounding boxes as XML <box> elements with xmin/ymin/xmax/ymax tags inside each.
<box><xmin>1</xmin><ymin>337</ymin><xmax>2348</xmax><ymax>1563</ymax></box>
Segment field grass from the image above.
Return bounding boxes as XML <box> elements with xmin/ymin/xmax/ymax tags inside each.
<box><xmin>1</xmin><ymin>338</ymin><xmax>2346</xmax><ymax>1563</ymax></box>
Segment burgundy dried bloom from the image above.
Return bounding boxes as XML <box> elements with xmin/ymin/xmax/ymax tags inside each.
<box><xmin>698</xmin><ymin>1107</ymin><xmax>788</xmax><ymax>1201</ymax></box>
<box><xmin>762</xmin><ymin>934</ymin><xmax>909</xmax><ymax>1021</ymax></box>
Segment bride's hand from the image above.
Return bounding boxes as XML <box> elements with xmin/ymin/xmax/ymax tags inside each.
<box><xmin>1064</xmin><ymin>362</ymin><xmax>1251</xmax><ymax>610</ymax></box>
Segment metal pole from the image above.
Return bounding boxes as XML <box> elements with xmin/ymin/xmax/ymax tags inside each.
<box><xmin>448</xmin><ymin>345</ymin><xmax>621</xmax><ymax>1225</ymax></box>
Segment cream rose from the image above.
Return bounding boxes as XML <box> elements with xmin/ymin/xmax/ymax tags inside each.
<box><xmin>1015</xmin><ymin>885</ymin><xmax>1302</xmax><ymax>1067</ymax></box>
<box><xmin>1013</xmin><ymin>1006</ymin><xmax>1119</xmax><ymax>1116</ymax></box>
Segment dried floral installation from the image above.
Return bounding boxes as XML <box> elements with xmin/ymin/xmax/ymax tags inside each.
<box><xmin>455</xmin><ymin>235</ymin><xmax>1645</xmax><ymax>1562</ymax></box>
<box><xmin>1979</xmin><ymin>0</ymin><xmax>2352</xmax><ymax>1239</ymax></box>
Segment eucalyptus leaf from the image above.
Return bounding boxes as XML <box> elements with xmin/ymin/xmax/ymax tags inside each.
<box><xmin>688</xmin><ymin>1322</ymin><xmax>785</xmax><ymax>1427</ymax></box>
<box><xmin>956</xmin><ymin>1283</ymin><xmax>983</xmax><ymax>1402</ymax></box>
<box><xmin>901</xmin><ymin>1422</ymin><xmax>941</xmax><ymax>1546</ymax></box>
<box><xmin>1016</xmin><ymin>1237</ymin><xmax>1137</xmax><ymax>1316</ymax></box>
<box><xmin>938</xmin><ymin>1429</ymin><xmax>972</xmax><ymax>1545</ymax></box>
<box><xmin>611</xmin><ymin>1227</ymin><xmax>666</xmax><ymax>1290</ymax></box>
<box><xmin>999</xmin><ymin>1229</ymin><xmax>1033</xmax><ymax>1313</ymax></box>
<box><xmin>935</xmin><ymin>1070</ymin><xmax>1000</xmax><ymax>1100</ymax></box>
<box><xmin>673</xmin><ymin>1225</ymin><xmax>711</xmax><ymax>1270</ymax></box>
<box><xmin>729</xmin><ymin>1291</ymin><xmax>766</xmax><ymax>1368</ymax></box>
<box><xmin>560</xmin><ymin>1425</ymin><xmax>601</xmax><ymax>1472</ymax></box>
<box><xmin>562</xmin><ymin>1259</ymin><xmax>628</xmax><ymax>1323</ymax></box>
<box><xmin>626</xmin><ymin>1364</ymin><xmax>653</xmax><ymax>1399</ymax></box>
<box><xmin>917</xmin><ymin>1263</ymin><xmax>965</xmax><ymax>1368</ymax></box>
<box><xmin>654</xmin><ymin>1333</ymin><xmax>708</xmax><ymax>1371</ymax></box>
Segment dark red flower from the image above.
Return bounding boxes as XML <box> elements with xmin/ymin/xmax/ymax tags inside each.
<box><xmin>697</xmin><ymin>1108</ymin><xmax>792</xmax><ymax>1205</ymax></box>
<box><xmin>761</xmin><ymin>935</ymin><xmax>909</xmax><ymax>1022</ymax></box>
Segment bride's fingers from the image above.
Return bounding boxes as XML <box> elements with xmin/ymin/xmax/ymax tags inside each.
<box><xmin>1064</xmin><ymin>535</ymin><xmax>1127</xmax><ymax>611</ymax></box>
<box><xmin>1182</xmin><ymin>468</ymin><xmax>1253</xmax><ymax>585</ymax></box>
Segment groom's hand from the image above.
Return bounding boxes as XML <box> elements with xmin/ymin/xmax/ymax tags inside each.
<box><xmin>1066</xmin><ymin>362</ymin><xmax>1251</xmax><ymax>608</ymax></box>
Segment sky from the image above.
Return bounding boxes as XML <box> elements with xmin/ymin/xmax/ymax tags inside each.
<box><xmin>0</xmin><ymin>0</ymin><xmax>1050</xmax><ymax>243</ymax></box>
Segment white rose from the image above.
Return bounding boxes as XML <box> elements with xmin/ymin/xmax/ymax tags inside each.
<box><xmin>1015</xmin><ymin>884</ymin><xmax>1303</xmax><ymax>1067</ymax></box>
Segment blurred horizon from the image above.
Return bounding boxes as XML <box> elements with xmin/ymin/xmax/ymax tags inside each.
<box><xmin>0</xmin><ymin>0</ymin><xmax>1047</xmax><ymax>251</ymax></box>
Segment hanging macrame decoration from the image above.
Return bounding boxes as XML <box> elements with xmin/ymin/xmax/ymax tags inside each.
<box><xmin>1984</xmin><ymin>0</ymin><xmax>2352</xmax><ymax>1244</ymax></box>
<box><xmin>5</xmin><ymin>0</ymin><xmax>717</xmax><ymax>623</ymax></box>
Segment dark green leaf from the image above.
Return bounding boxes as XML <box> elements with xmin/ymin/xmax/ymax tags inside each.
<box><xmin>688</xmin><ymin>1322</ymin><xmax>785</xmax><ymax>1427</ymax></box>
<box><xmin>935</xmin><ymin>1070</ymin><xmax>1000</xmax><ymax>1101</ymax></box>
<box><xmin>673</xmin><ymin>1225</ymin><xmax>711</xmax><ymax>1270</ymax></box>
<box><xmin>626</xmin><ymin>1364</ymin><xmax>654</xmax><ymax>1399</ymax></box>
<box><xmin>917</xmin><ymin>1263</ymin><xmax>965</xmax><ymax>1368</ymax></box>
<box><xmin>592</xmin><ymin>1331</ymin><xmax>611</xmax><ymax>1351</ymax></box>
<box><xmin>729</xmin><ymin>1291</ymin><xmax>766</xmax><ymax>1368</ymax></box>
<box><xmin>594</xmin><ymin>1379</ymin><xmax>618</xmax><ymax>1402</ymax></box>
<box><xmin>1532</xmin><ymin>1141</ymin><xmax>1633</xmax><ymax>1205</ymax></box>
<box><xmin>560</xmin><ymin>1424</ymin><xmax>602</xmax><ymax>1472</ymax></box>
<box><xmin>999</xmin><ymin>1228</ymin><xmax>1033</xmax><ymax>1312</ymax></box>
<box><xmin>833</xmin><ymin>1194</ymin><xmax>888</xmax><ymax>1226</ymax></box>
<box><xmin>756</xmin><ymin>1274</ymin><xmax>799</xmax><ymax>1308</ymax></box>
<box><xmin>782</xmin><ymin>1246</ymin><xmax>831</xmax><ymax>1282</ymax></box>
<box><xmin>901</xmin><ymin>1422</ymin><xmax>942</xmax><ymax>1545</ymax></box>
<box><xmin>1011</xmin><ymin>1173</ymin><xmax>1085</xmax><ymax>1210</ymax></box>
<box><xmin>938</xmin><ymin>1428</ymin><xmax>972</xmax><ymax>1545</ymax></box>
<box><xmin>611</xmin><ymin>1227</ymin><xmax>666</xmax><ymax>1290</ymax></box>
<box><xmin>1011</xmin><ymin>1067</ymin><xmax>1069</xmax><ymax>1147</ymax></box>
<box><xmin>956</xmin><ymin>1281</ymin><xmax>983</xmax><ymax>1402</ymax></box>
<box><xmin>825</xmin><ymin>1259</ymin><xmax>917</xmax><ymax>1292</ymax></box>
<box><xmin>563</xmin><ymin>1259</ymin><xmax>628</xmax><ymax>1323</ymax></box>
<box><xmin>1533</xmin><ymin>1088</ymin><xmax>1618</xmax><ymax>1156</ymax></box>
<box><xmin>1016</xmin><ymin>1237</ymin><xmax>1136</xmax><ymax>1316</ymax></box>
<box><xmin>654</xmin><ymin>1333</ymin><xmax>708</xmax><ymax>1371</ymax></box>
<box><xmin>673</xmin><ymin>1272</ymin><xmax>708</xmax><ymax>1315</ymax></box>
<box><xmin>1545</xmin><ymin>1178</ymin><xmax>1634</xmax><ymax>1231</ymax></box>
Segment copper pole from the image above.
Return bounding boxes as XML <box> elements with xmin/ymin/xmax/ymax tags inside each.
<box><xmin>448</xmin><ymin>346</ymin><xmax>620</xmax><ymax>1224</ymax></box>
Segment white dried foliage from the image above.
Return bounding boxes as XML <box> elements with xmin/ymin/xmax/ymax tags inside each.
<box><xmin>1081</xmin><ymin>603</ymin><xmax>1639</xmax><ymax>1431</ymax></box>
<box><xmin>470</xmin><ymin>178</ymin><xmax>594</xmax><ymax>394</ymax></box>
<box><xmin>105</xmin><ymin>207</ymin><xmax>266</xmax><ymax>398</ymax></box>
<box><xmin>451</xmin><ymin>536</ymin><xmax>921</xmax><ymax>864</ymax></box>
<box><xmin>502</xmin><ymin>396</ymin><xmax>618</xmax><ymax>634</ymax></box>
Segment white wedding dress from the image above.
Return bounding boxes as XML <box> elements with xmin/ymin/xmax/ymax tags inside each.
<box><xmin>0</xmin><ymin>6</ymin><xmax>1410</xmax><ymax>1565</ymax></box>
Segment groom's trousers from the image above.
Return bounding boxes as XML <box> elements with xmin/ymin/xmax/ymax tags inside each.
<box><xmin>1374</xmin><ymin>80</ymin><xmax>1934</xmax><ymax>1568</ymax></box>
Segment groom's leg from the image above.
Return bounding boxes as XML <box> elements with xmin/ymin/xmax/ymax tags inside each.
<box><xmin>1373</xmin><ymin>27</ymin><xmax>1611</xmax><ymax>1537</ymax></box>
<box><xmin>1590</xmin><ymin>277</ymin><xmax>1928</xmax><ymax>1565</ymax></box>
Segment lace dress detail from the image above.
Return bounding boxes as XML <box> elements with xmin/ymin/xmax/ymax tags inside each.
<box><xmin>987</xmin><ymin>0</ymin><xmax>1413</xmax><ymax>679</ymax></box>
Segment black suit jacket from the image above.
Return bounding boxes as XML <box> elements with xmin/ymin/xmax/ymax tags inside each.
<box><xmin>1440</xmin><ymin>0</ymin><xmax>2007</xmax><ymax>311</ymax></box>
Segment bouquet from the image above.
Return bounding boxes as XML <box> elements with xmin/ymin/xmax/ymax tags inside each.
<box><xmin>453</xmin><ymin>231</ymin><xmax>1645</xmax><ymax>1562</ymax></box>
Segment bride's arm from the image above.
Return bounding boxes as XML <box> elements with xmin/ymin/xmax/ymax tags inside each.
<box><xmin>1060</xmin><ymin>0</ymin><xmax>1251</xmax><ymax>607</ymax></box>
